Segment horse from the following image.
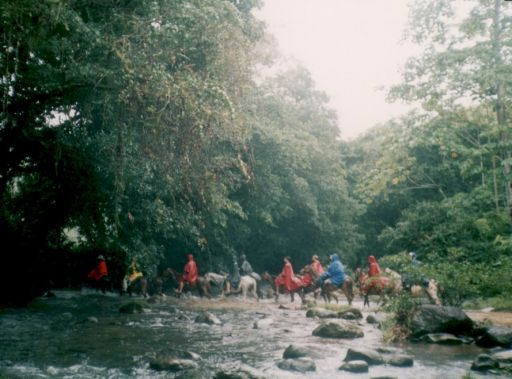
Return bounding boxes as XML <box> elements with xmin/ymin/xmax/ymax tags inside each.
<box><xmin>356</xmin><ymin>268</ymin><xmax>402</xmax><ymax>307</ymax></box>
<box><xmin>122</xmin><ymin>275</ymin><xmax>149</xmax><ymax>297</ymax></box>
<box><xmin>400</xmin><ymin>270</ymin><xmax>442</xmax><ymax>306</ymax></box>
<box><xmin>166</xmin><ymin>268</ymin><xmax>212</xmax><ymax>298</ymax></box>
<box><xmin>261</xmin><ymin>272</ymin><xmax>304</xmax><ymax>303</ymax></box>
<box><xmin>305</xmin><ymin>266</ymin><xmax>354</xmax><ymax>305</ymax></box>
<box><xmin>227</xmin><ymin>275</ymin><xmax>259</xmax><ymax>300</ymax></box>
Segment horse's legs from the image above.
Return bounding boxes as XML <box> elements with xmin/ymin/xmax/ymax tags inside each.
<box><xmin>363</xmin><ymin>293</ymin><xmax>369</xmax><ymax>307</ymax></box>
<box><xmin>290</xmin><ymin>292</ymin><xmax>295</xmax><ymax>303</ymax></box>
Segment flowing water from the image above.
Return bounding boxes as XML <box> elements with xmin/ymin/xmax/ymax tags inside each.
<box><xmin>0</xmin><ymin>290</ymin><xmax>503</xmax><ymax>378</ymax></box>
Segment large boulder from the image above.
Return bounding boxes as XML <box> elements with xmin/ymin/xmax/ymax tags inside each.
<box><xmin>312</xmin><ymin>321</ymin><xmax>364</xmax><ymax>339</ymax></box>
<box><xmin>277</xmin><ymin>358</ymin><xmax>316</xmax><ymax>373</ymax></box>
<box><xmin>409</xmin><ymin>305</ymin><xmax>474</xmax><ymax>337</ymax></box>
<box><xmin>339</xmin><ymin>360</ymin><xmax>369</xmax><ymax>373</ymax></box>
<box><xmin>282</xmin><ymin>344</ymin><xmax>321</xmax><ymax>359</ymax></box>
<box><xmin>194</xmin><ymin>312</ymin><xmax>221</xmax><ymax>325</ymax></box>
<box><xmin>344</xmin><ymin>348</ymin><xmax>384</xmax><ymax>365</ymax></box>
<box><xmin>119</xmin><ymin>302</ymin><xmax>145</xmax><ymax>314</ymax></box>
<box><xmin>475</xmin><ymin>326</ymin><xmax>512</xmax><ymax>348</ymax></box>
<box><xmin>423</xmin><ymin>333</ymin><xmax>464</xmax><ymax>345</ymax></box>
<box><xmin>387</xmin><ymin>355</ymin><xmax>414</xmax><ymax>367</ymax></box>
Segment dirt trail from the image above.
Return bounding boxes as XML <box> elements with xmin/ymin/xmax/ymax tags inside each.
<box><xmin>466</xmin><ymin>310</ymin><xmax>512</xmax><ymax>327</ymax></box>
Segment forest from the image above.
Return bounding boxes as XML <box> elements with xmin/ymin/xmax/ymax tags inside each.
<box><xmin>1</xmin><ymin>0</ymin><xmax>511</xmax><ymax>308</ymax></box>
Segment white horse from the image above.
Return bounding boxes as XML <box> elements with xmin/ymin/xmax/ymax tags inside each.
<box><xmin>230</xmin><ymin>275</ymin><xmax>258</xmax><ymax>300</ymax></box>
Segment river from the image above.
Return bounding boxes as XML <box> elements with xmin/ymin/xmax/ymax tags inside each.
<box><xmin>0</xmin><ymin>290</ymin><xmax>503</xmax><ymax>378</ymax></box>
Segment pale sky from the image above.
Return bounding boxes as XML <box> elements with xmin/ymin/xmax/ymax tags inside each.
<box><xmin>256</xmin><ymin>0</ymin><xmax>420</xmax><ymax>140</ymax></box>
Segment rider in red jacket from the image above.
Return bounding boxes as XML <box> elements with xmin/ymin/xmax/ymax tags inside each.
<box><xmin>368</xmin><ymin>255</ymin><xmax>381</xmax><ymax>277</ymax></box>
<box><xmin>176</xmin><ymin>254</ymin><xmax>198</xmax><ymax>293</ymax></box>
<box><xmin>275</xmin><ymin>256</ymin><xmax>302</xmax><ymax>292</ymax></box>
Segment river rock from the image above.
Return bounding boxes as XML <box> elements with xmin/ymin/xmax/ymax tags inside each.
<box><xmin>149</xmin><ymin>358</ymin><xmax>198</xmax><ymax>372</ymax></box>
<box><xmin>283</xmin><ymin>344</ymin><xmax>321</xmax><ymax>359</ymax></box>
<box><xmin>387</xmin><ymin>354</ymin><xmax>414</xmax><ymax>367</ymax></box>
<box><xmin>475</xmin><ymin>326</ymin><xmax>512</xmax><ymax>348</ymax></box>
<box><xmin>175</xmin><ymin>370</ymin><xmax>204</xmax><ymax>379</ymax></box>
<box><xmin>277</xmin><ymin>358</ymin><xmax>316</xmax><ymax>372</ymax></box>
<box><xmin>339</xmin><ymin>360</ymin><xmax>369</xmax><ymax>373</ymax></box>
<box><xmin>278</xmin><ymin>305</ymin><xmax>290</xmax><ymax>310</ymax></box>
<box><xmin>423</xmin><ymin>333</ymin><xmax>464</xmax><ymax>345</ymax></box>
<box><xmin>312</xmin><ymin>321</ymin><xmax>364</xmax><ymax>339</ymax></box>
<box><xmin>492</xmin><ymin>350</ymin><xmax>512</xmax><ymax>363</ymax></box>
<box><xmin>370</xmin><ymin>377</ymin><xmax>398</xmax><ymax>379</ymax></box>
<box><xmin>160</xmin><ymin>349</ymin><xmax>201</xmax><ymax>361</ymax></box>
<box><xmin>471</xmin><ymin>354</ymin><xmax>499</xmax><ymax>371</ymax></box>
<box><xmin>214</xmin><ymin>369</ymin><xmax>262</xmax><ymax>379</ymax></box>
<box><xmin>344</xmin><ymin>348</ymin><xmax>384</xmax><ymax>365</ymax></box>
<box><xmin>410</xmin><ymin>305</ymin><xmax>474</xmax><ymax>337</ymax></box>
<box><xmin>306</xmin><ymin>308</ymin><xmax>337</xmax><ymax>318</ymax></box>
<box><xmin>119</xmin><ymin>301</ymin><xmax>145</xmax><ymax>314</ymax></box>
<box><xmin>195</xmin><ymin>312</ymin><xmax>221</xmax><ymax>325</ymax></box>
<box><xmin>302</xmin><ymin>299</ymin><xmax>317</xmax><ymax>309</ymax></box>
<box><xmin>338</xmin><ymin>308</ymin><xmax>363</xmax><ymax>320</ymax></box>
<box><xmin>253</xmin><ymin>318</ymin><xmax>273</xmax><ymax>329</ymax></box>
<box><xmin>86</xmin><ymin>316</ymin><xmax>99</xmax><ymax>323</ymax></box>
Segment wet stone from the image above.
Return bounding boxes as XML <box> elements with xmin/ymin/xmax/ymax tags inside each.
<box><xmin>339</xmin><ymin>360</ymin><xmax>369</xmax><ymax>373</ymax></box>
<box><xmin>253</xmin><ymin>318</ymin><xmax>273</xmax><ymax>329</ymax></box>
<box><xmin>175</xmin><ymin>370</ymin><xmax>204</xmax><ymax>379</ymax></box>
<box><xmin>370</xmin><ymin>376</ymin><xmax>398</xmax><ymax>379</ymax></box>
<box><xmin>277</xmin><ymin>358</ymin><xmax>316</xmax><ymax>373</ymax></box>
<box><xmin>194</xmin><ymin>311</ymin><xmax>221</xmax><ymax>325</ymax></box>
<box><xmin>344</xmin><ymin>348</ymin><xmax>384</xmax><ymax>365</ymax></box>
<box><xmin>476</xmin><ymin>326</ymin><xmax>512</xmax><ymax>348</ymax></box>
<box><xmin>149</xmin><ymin>358</ymin><xmax>199</xmax><ymax>372</ymax></box>
<box><xmin>471</xmin><ymin>354</ymin><xmax>499</xmax><ymax>372</ymax></box>
<box><xmin>119</xmin><ymin>302</ymin><xmax>145</xmax><ymax>314</ymax></box>
<box><xmin>283</xmin><ymin>344</ymin><xmax>321</xmax><ymax>359</ymax></box>
<box><xmin>214</xmin><ymin>368</ymin><xmax>265</xmax><ymax>379</ymax></box>
<box><xmin>338</xmin><ymin>308</ymin><xmax>363</xmax><ymax>320</ymax></box>
<box><xmin>423</xmin><ymin>333</ymin><xmax>464</xmax><ymax>345</ymax></box>
<box><xmin>387</xmin><ymin>354</ymin><xmax>414</xmax><ymax>367</ymax></box>
<box><xmin>86</xmin><ymin>316</ymin><xmax>98</xmax><ymax>323</ymax></box>
<box><xmin>491</xmin><ymin>350</ymin><xmax>512</xmax><ymax>364</ymax></box>
<box><xmin>410</xmin><ymin>305</ymin><xmax>473</xmax><ymax>337</ymax></box>
<box><xmin>306</xmin><ymin>308</ymin><xmax>337</xmax><ymax>319</ymax></box>
<box><xmin>312</xmin><ymin>321</ymin><xmax>364</xmax><ymax>339</ymax></box>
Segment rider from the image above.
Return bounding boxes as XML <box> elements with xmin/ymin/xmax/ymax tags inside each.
<box><xmin>368</xmin><ymin>255</ymin><xmax>381</xmax><ymax>277</ymax></box>
<box><xmin>316</xmin><ymin>253</ymin><xmax>345</xmax><ymax>289</ymax></box>
<box><xmin>226</xmin><ymin>259</ymin><xmax>241</xmax><ymax>293</ymax></box>
<box><xmin>240</xmin><ymin>254</ymin><xmax>253</xmax><ymax>276</ymax></box>
<box><xmin>87</xmin><ymin>255</ymin><xmax>109</xmax><ymax>293</ymax></box>
<box><xmin>311</xmin><ymin>255</ymin><xmax>325</xmax><ymax>275</ymax></box>
<box><xmin>176</xmin><ymin>254</ymin><xmax>198</xmax><ymax>294</ymax></box>
<box><xmin>275</xmin><ymin>256</ymin><xmax>303</xmax><ymax>292</ymax></box>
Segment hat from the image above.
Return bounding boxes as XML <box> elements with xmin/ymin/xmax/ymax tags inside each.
<box><xmin>241</xmin><ymin>254</ymin><xmax>246</xmax><ymax>260</ymax></box>
<box><xmin>187</xmin><ymin>254</ymin><xmax>194</xmax><ymax>260</ymax></box>
<box><xmin>312</xmin><ymin>254</ymin><xmax>319</xmax><ymax>260</ymax></box>
<box><xmin>97</xmin><ymin>255</ymin><xmax>105</xmax><ymax>260</ymax></box>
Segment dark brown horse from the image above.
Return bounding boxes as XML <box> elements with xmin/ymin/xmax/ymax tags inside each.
<box><xmin>306</xmin><ymin>267</ymin><xmax>354</xmax><ymax>305</ymax></box>
<box><xmin>355</xmin><ymin>268</ymin><xmax>401</xmax><ymax>307</ymax></box>
<box><xmin>166</xmin><ymin>268</ymin><xmax>212</xmax><ymax>298</ymax></box>
<box><xmin>261</xmin><ymin>272</ymin><xmax>305</xmax><ymax>303</ymax></box>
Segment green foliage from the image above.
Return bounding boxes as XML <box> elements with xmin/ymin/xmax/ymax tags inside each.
<box><xmin>0</xmin><ymin>0</ymin><xmax>361</xmax><ymax>299</ymax></box>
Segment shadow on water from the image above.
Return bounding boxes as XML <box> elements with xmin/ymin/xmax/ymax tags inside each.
<box><xmin>0</xmin><ymin>290</ymin><xmax>504</xmax><ymax>378</ymax></box>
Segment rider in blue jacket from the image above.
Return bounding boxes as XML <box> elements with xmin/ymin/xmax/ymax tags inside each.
<box><xmin>317</xmin><ymin>253</ymin><xmax>346</xmax><ymax>287</ymax></box>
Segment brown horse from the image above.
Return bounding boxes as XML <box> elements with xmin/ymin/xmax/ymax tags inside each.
<box><xmin>261</xmin><ymin>272</ymin><xmax>304</xmax><ymax>303</ymax></box>
<box><xmin>305</xmin><ymin>266</ymin><xmax>354</xmax><ymax>305</ymax></box>
<box><xmin>356</xmin><ymin>268</ymin><xmax>402</xmax><ymax>307</ymax></box>
<box><xmin>166</xmin><ymin>268</ymin><xmax>212</xmax><ymax>298</ymax></box>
